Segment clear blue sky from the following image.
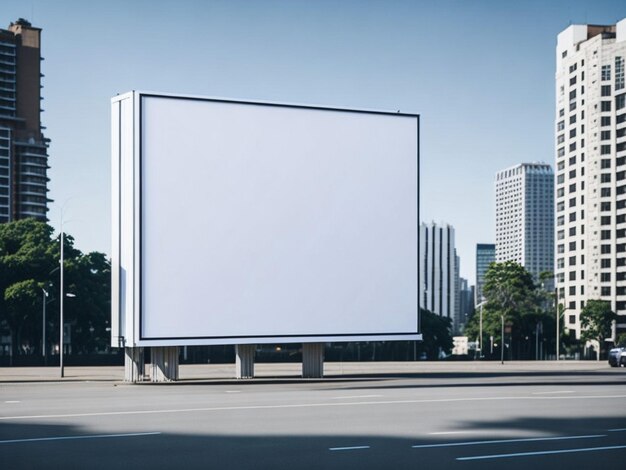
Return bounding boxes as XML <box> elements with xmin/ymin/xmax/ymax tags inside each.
<box><xmin>3</xmin><ymin>0</ymin><xmax>626</xmax><ymax>284</ymax></box>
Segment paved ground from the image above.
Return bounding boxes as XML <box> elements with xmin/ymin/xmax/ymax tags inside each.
<box><xmin>1</xmin><ymin>361</ymin><xmax>625</xmax><ymax>469</ymax></box>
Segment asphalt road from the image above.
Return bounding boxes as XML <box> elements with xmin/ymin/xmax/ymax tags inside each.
<box><xmin>1</xmin><ymin>362</ymin><xmax>625</xmax><ymax>469</ymax></box>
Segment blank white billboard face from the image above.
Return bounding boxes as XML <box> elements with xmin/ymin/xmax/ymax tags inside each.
<box><xmin>113</xmin><ymin>92</ymin><xmax>419</xmax><ymax>346</ymax></box>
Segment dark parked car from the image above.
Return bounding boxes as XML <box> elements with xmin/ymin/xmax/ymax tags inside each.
<box><xmin>608</xmin><ymin>347</ymin><xmax>626</xmax><ymax>367</ymax></box>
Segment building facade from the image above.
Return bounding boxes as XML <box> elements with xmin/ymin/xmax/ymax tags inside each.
<box><xmin>0</xmin><ymin>19</ymin><xmax>49</xmax><ymax>223</ymax></box>
<box><xmin>419</xmin><ymin>222</ymin><xmax>459</xmax><ymax>329</ymax></box>
<box><xmin>495</xmin><ymin>163</ymin><xmax>554</xmax><ymax>282</ymax></box>
<box><xmin>475</xmin><ymin>243</ymin><xmax>495</xmax><ymax>305</ymax></box>
<box><xmin>555</xmin><ymin>19</ymin><xmax>626</xmax><ymax>338</ymax></box>
<box><xmin>458</xmin><ymin>277</ymin><xmax>474</xmax><ymax>333</ymax></box>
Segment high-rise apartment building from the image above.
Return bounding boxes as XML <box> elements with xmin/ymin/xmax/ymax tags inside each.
<box><xmin>0</xmin><ymin>19</ymin><xmax>49</xmax><ymax>223</ymax></box>
<box><xmin>419</xmin><ymin>222</ymin><xmax>458</xmax><ymax>328</ymax></box>
<box><xmin>495</xmin><ymin>163</ymin><xmax>554</xmax><ymax>282</ymax></box>
<box><xmin>555</xmin><ymin>19</ymin><xmax>626</xmax><ymax>338</ymax></box>
<box><xmin>475</xmin><ymin>243</ymin><xmax>495</xmax><ymax>305</ymax></box>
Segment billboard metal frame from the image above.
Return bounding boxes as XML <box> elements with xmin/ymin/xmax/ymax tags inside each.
<box><xmin>112</xmin><ymin>91</ymin><xmax>421</xmax><ymax>347</ymax></box>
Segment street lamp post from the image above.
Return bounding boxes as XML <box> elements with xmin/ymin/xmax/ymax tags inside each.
<box><xmin>556</xmin><ymin>296</ymin><xmax>569</xmax><ymax>362</ymax></box>
<box><xmin>41</xmin><ymin>288</ymin><xmax>48</xmax><ymax>365</ymax></box>
<box><xmin>476</xmin><ymin>298</ymin><xmax>487</xmax><ymax>359</ymax></box>
<box><xmin>501</xmin><ymin>314</ymin><xmax>505</xmax><ymax>364</ymax></box>
<box><xmin>60</xmin><ymin>223</ymin><xmax>65</xmax><ymax>378</ymax></box>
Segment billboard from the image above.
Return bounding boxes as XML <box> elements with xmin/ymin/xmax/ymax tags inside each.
<box><xmin>111</xmin><ymin>91</ymin><xmax>420</xmax><ymax>347</ymax></box>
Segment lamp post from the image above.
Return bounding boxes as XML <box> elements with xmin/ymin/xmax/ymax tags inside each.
<box><xmin>58</xmin><ymin>199</ymin><xmax>76</xmax><ymax>378</ymax></box>
<box><xmin>41</xmin><ymin>288</ymin><xmax>48</xmax><ymax>364</ymax></box>
<box><xmin>555</xmin><ymin>295</ymin><xmax>569</xmax><ymax>361</ymax></box>
<box><xmin>59</xmin><ymin>215</ymin><xmax>66</xmax><ymax>378</ymax></box>
<box><xmin>555</xmin><ymin>288</ymin><xmax>559</xmax><ymax>361</ymax></box>
<box><xmin>501</xmin><ymin>314</ymin><xmax>505</xmax><ymax>364</ymax></box>
<box><xmin>476</xmin><ymin>298</ymin><xmax>487</xmax><ymax>359</ymax></box>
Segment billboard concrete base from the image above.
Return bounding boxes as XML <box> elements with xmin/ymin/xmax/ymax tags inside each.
<box><xmin>302</xmin><ymin>343</ymin><xmax>324</xmax><ymax>378</ymax></box>
<box><xmin>236</xmin><ymin>344</ymin><xmax>255</xmax><ymax>378</ymax></box>
<box><xmin>124</xmin><ymin>347</ymin><xmax>144</xmax><ymax>382</ymax></box>
<box><xmin>151</xmin><ymin>346</ymin><xmax>179</xmax><ymax>382</ymax></box>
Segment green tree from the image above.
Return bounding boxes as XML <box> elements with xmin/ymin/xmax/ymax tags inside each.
<box><xmin>63</xmin><ymin>251</ymin><xmax>111</xmax><ymax>353</ymax></box>
<box><xmin>0</xmin><ymin>220</ymin><xmax>56</xmax><ymax>358</ymax></box>
<box><xmin>465</xmin><ymin>261</ymin><xmax>542</xmax><ymax>359</ymax></box>
<box><xmin>0</xmin><ymin>219</ymin><xmax>111</xmax><ymax>358</ymax></box>
<box><xmin>580</xmin><ymin>300</ymin><xmax>617</xmax><ymax>359</ymax></box>
<box><xmin>3</xmin><ymin>279</ymin><xmax>41</xmax><ymax>358</ymax></box>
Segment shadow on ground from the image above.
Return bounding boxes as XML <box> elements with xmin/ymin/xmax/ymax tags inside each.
<box><xmin>1</xmin><ymin>415</ymin><xmax>625</xmax><ymax>470</ymax></box>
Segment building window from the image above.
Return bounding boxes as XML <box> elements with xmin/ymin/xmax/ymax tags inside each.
<box><xmin>601</xmin><ymin>216</ymin><xmax>611</xmax><ymax>225</ymax></box>
<box><xmin>601</xmin><ymin>230</ymin><xmax>611</xmax><ymax>240</ymax></box>
<box><xmin>569</xmin><ymin>241</ymin><xmax>576</xmax><ymax>250</ymax></box>
<box><xmin>569</xmin><ymin>315</ymin><xmax>576</xmax><ymax>325</ymax></box>
<box><xmin>617</xmin><ymin>93</ymin><xmax>626</xmax><ymax>111</ymax></box>
<box><xmin>601</xmin><ymin>116</ymin><xmax>611</xmax><ymax>126</ymax></box>
<box><xmin>602</xmin><ymin>65</ymin><xmax>611</xmax><ymax>81</ymax></box>
<box><xmin>601</xmin><ymin>131</ymin><xmax>611</xmax><ymax>141</ymax></box>
<box><xmin>601</xmin><ymin>258</ymin><xmax>611</xmax><ymax>268</ymax></box>
<box><xmin>601</xmin><ymin>244</ymin><xmax>611</xmax><ymax>254</ymax></box>
<box><xmin>602</xmin><ymin>85</ymin><xmax>612</xmax><ymax>96</ymax></box>
<box><xmin>601</xmin><ymin>286</ymin><xmax>611</xmax><ymax>296</ymax></box>
<box><xmin>601</xmin><ymin>101</ymin><xmax>612</xmax><ymax>112</ymax></box>
<box><xmin>601</xmin><ymin>173</ymin><xmax>611</xmax><ymax>182</ymax></box>
<box><xmin>617</xmin><ymin>57</ymin><xmax>625</xmax><ymax>91</ymax></box>
<box><xmin>601</xmin><ymin>201</ymin><xmax>612</xmax><ymax>211</ymax></box>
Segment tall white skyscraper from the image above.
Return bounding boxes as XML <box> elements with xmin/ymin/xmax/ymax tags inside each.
<box><xmin>495</xmin><ymin>163</ymin><xmax>555</xmax><ymax>280</ymax></box>
<box><xmin>419</xmin><ymin>222</ymin><xmax>459</xmax><ymax>330</ymax></box>
<box><xmin>555</xmin><ymin>19</ymin><xmax>626</xmax><ymax>339</ymax></box>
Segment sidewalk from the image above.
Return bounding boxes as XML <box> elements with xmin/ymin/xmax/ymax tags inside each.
<box><xmin>0</xmin><ymin>360</ymin><xmax>614</xmax><ymax>383</ymax></box>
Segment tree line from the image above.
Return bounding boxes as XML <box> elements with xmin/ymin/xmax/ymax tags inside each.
<box><xmin>0</xmin><ymin>219</ymin><xmax>111</xmax><ymax>360</ymax></box>
<box><xmin>464</xmin><ymin>260</ymin><xmax>622</xmax><ymax>360</ymax></box>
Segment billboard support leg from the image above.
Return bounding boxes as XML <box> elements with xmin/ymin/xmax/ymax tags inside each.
<box><xmin>236</xmin><ymin>344</ymin><xmax>255</xmax><ymax>378</ymax></box>
<box><xmin>124</xmin><ymin>347</ymin><xmax>144</xmax><ymax>382</ymax></box>
<box><xmin>302</xmin><ymin>343</ymin><xmax>324</xmax><ymax>378</ymax></box>
<box><xmin>151</xmin><ymin>346</ymin><xmax>179</xmax><ymax>382</ymax></box>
